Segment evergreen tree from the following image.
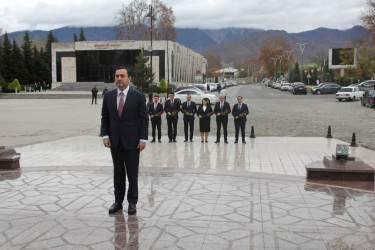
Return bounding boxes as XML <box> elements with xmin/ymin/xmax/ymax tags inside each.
<box><xmin>159</xmin><ymin>78</ymin><xmax>167</xmax><ymax>92</ymax></box>
<box><xmin>11</xmin><ymin>40</ymin><xmax>26</xmax><ymax>84</ymax></box>
<box><xmin>45</xmin><ymin>31</ymin><xmax>58</xmax><ymax>83</ymax></box>
<box><xmin>73</xmin><ymin>33</ymin><xmax>78</xmax><ymax>42</ymax></box>
<box><xmin>133</xmin><ymin>51</ymin><xmax>151</xmax><ymax>92</ymax></box>
<box><xmin>79</xmin><ymin>27</ymin><xmax>86</xmax><ymax>41</ymax></box>
<box><xmin>21</xmin><ymin>32</ymin><xmax>33</xmax><ymax>84</ymax></box>
<box><xmin>2</xmin><ymin>32</ymin><xmax>13</xmax><ymax>83</ymax></box>
<box><xmin>292</xmin><ymin>62</ymin><xmax>301</xmax><ymax>83</ymax></box>
<box><xmin>39</xmin><ymin>47</ymin><xmax>50</xmax><ymax>83</ymax></box>
<box><xmin>31</xmin><ymin>45</ymin><xmax>42</xmax><ymax>82</ymax></box>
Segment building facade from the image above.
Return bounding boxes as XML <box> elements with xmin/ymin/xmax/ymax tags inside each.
<box><xmin>51</xmin><ymin>40</ymin><xmax>207</xmax><ymax>85</ymax></box>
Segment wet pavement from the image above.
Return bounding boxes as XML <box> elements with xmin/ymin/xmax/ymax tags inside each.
<box><xmin>0</xmin><ymin>135</ymin><xmax>375</xmax><ymax>249</ymax></box>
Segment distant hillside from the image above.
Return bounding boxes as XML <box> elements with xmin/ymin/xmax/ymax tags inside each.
<box><xmin>4</xmin><ymin>25</ymin><xmax>365</xmax><ymax>64</ymax></box>
<box><xmin>201</xmin><ymin>26</ymin><xmax>366</xmax><ymax>64</ymax></box>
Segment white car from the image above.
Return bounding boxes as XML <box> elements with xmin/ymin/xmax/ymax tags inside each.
<box><xmin>174</xmin><ymin>88</ymin><xmax>218</xmax><ymax>104</ymax></box>
<box><xmin>207</xmin><ymin>83</ymin><xmax>217</xmax><ymax>91</ymax></box>
<box><xmin>280</xmin><ymin>82</ymin><xmax>290</xmax><ymax>91</ymax></box>
<box><xmin>335</xmin><ymin>87</ymin><xmax>364</xmax><ymax>102</ymax></box>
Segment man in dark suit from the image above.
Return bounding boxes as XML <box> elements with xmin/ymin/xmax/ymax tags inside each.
<box><xmin>181</xmin><ymin>94</ymin><xmax>197</xmax><ymax>142</ymax></box>
<box><xmin>232</xmin><ymin>96</ymin><xmax>249</xmax><ymax>144</ymax></box>
<box><xmin>101</xmin><ymin>66</ymin><xmax>149</xmax><ymax>215</ymax></box>
<box><xmin>148</xmin><ymin>95</ymin><xmax>163</xmax><ymax>143</ymax></box>
<box><xmin>214</xmin><ymin>95</ymin><xmax>231</xmax><ymax>143</ymax></box>
<box><xmin>164</xmin><ymin>93</ymin><xmax>180</xmax><ymax>142</ymax></box>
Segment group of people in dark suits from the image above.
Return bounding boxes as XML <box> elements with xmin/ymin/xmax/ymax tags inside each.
<box><xmin>147</xmin><ymin>93</ymin><xmax>250</xmax><ymax>144</ymax></box>
<box><xmin>101</xmin><ymin>66</ymin><xmax>249</xmax><ymax>216</ymax></box>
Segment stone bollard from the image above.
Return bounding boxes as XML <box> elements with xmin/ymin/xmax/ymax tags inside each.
<box><xmin>350</xmin><ymin>133</ymin><xmax>358</xmax><ymax>147</ymax></box>
<box><xmin>250</xmin><ymin>126</ymin><xmax>256</xmax><ymax>138</ymax></box>
<box><xmin>326</xmin><ymin>126</ymin><xmax>333</xmax><ymax>138</ymax></box>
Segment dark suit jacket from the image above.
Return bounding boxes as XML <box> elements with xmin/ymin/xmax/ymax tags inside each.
<box><xmin>164</xmin><ymin>98</ymin><xmax>180</xmax><ymax>118</ymax></box>
<box><xmin>101</xmin><ymin>88</ymin><xmax>149</xmax><ymax>150</ymax></box>
<box><xmin>197</xmin><ymin>105</ymin><xmax>213</xmax><ymax>117</ymax></box>
<box><xmin>214</xmin><ymin>101</ymin><xmax>231</xmax><ymax>121</ymax></box>
<box><xmin>232</xmin><ymin>103</ymin><xmax>249</xmax><ymax>121</ymax></box>
<box><xmin>148</xmin><ymin>102</ymin><xmax>164</xmax><ymax>119</ymax></box>
<box><xmin>181</xmin><ymin>101</ymin><xmax>197</xmax><ymax>119</ymax></box>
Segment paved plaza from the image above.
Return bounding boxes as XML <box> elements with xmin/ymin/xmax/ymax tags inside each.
<box><xmin>1</xmin><ymin>84</ymin><xmax>375</xmax><ymax>249</ymax></box>
<box><xmin>0</xmin><ymin>135</ymin><xmax>374</xmax><ymax>249</ymax></box>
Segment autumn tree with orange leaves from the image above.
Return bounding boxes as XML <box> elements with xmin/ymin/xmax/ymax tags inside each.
<box><xmin>203</xmin><ymin>54</ymin><xmax>223</xmax><ymax>77</ymax></box>
<box><xmin>115</xmin><ymin>0</ymin><xmax>176</xmax><ymax>41</ymax></box>
<box><xmin>258</xmin><ymin>36</ymin><xmax>294</xmax><ymax>77</ymax></box>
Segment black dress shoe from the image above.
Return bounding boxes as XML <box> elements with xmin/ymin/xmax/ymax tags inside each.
<box><xmin>242</xmin><ymin>140</ymin><xmax>247</xmax><ymax>144</ymax></box>
<box><xmin>184</xmin><ymin>139</ymin><xmax>188</xmax><ymax>142</ymax></box>
<box><xmin>150</xmin><ymin>139</ymin><xmax>155</xmax><ymax>143</ymax></box>
<box><xmin>158</xmin><ymin>139</ymin><xmax>161</xmax><ymax>143</ymax></box>
<box><xmin>109</xmin><ymin>202</ymin><xmax>123</xmax><ymax>214</ymax></box>
<box><xmin>215</xmin><ymin>140</ymin><xmax>220</xmax><ymax>143</ymax></box>
<box><xmin>224</xmin><ymin>141</ymin><xmax>229</xmax><ymax>144</ymax></box>
<box><xmin>169</xmin><ymin>139</ymin><xmax>172</xmax><ymax>143</ymax></box>
<box><xmin>234</xmin><ymin>140</ymin><xmax>238</xmax><ymax>144</ymax></box>
<box><xmin>128</xmin><ymin>204</ymin><xmax>137</xmax><ymax>215</ymax></box>
<box><xmin>173</xmin><ymin>139</ymin><xmax>177</xmax><ymax>142</ymax></box>
<box><xmin>190</xmin><ymin>139</ymin><xmax>193</xmax><ymax>142</ymax></box>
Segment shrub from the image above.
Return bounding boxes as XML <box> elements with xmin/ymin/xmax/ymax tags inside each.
<box><xmin>321</xmin><ymin>72</ymin><xmax>332</xmax><ymax>82</ymax></box>
<box><xmin>343</xmin><ymin>78</ymin><xmax>352</xmax><ymax>86</ymax></box>
<box><xmin>159</xmin><ymin>78</ymin><xmax>167</xmax><ymax>93</ymax></box>
<box><xmin>7</xmin><ymin>79</ymin><xmax>22</xmax><ymax>93</ymax></box>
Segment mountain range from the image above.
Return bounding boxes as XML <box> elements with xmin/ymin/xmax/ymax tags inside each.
<box><xmin>5</xmin><ymin>25</ymin><xmax>366</xmax><ymax>64</ymax></box>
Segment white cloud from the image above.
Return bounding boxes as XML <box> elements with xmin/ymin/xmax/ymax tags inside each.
<box><xmin>0</xmin><ymin>0</ymin><xmax>366</xmax><ymax>33</ymax></box>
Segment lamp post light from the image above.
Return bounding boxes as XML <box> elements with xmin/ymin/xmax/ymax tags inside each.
<box><xmin>165</xmin><ymin>30</ymin><xmax>170</xmax><ymax>95</ymax></box>
<box><xmin>277</xmin><ymin>55</ymin><xmax>284</xmax><ymax>79</ymax></box>
<box><xmin>297</xmin><ymin>43</ymin><xmax>308</xmax><ymax>83</ymax></box>
<box><xmin>146</xmin><ymin>4</ymin><xmax>156</xmax><ymax>104</ymax></box>
<box><xmin>271</xmin><ymin>57</ymin><xmax>278</xmax><ymax>79</ymax></box>
<box><xmin>284</xmin><ymin>50</ymin><xmax>293</xmax><ymax>79</ymax></box>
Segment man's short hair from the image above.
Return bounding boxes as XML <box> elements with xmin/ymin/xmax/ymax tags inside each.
<box><xmin>187</xmin><ymin>94</ymin><xmax>191</xmax><ymax>97</ymax></box>
<box><xmin>170</xmin><ymin>92</ymin><xmax>175</xmax><ymax>95</ymax></box>
<box><xmin>219</xmin><ymin>95</ymin><xmax>225</xmax><ymax>98</ymax></box>
<box><xmin>116</xmin><ymin>66</ymin><xmax>132</xmax><ymax>76</ymax></box>
<box><xmin>237</xmin><ymin>96</ymin><xmax>243</xmax><ymax>99</ymax></box>
<box><xmin>154</xmin><ymin>95</ymin><xmax>159</xmax><ymax>98</ymax></box>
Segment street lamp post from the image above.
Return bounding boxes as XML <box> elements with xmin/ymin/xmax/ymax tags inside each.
<box><xmin>277</xmin><ymin>55</ymin><xmax>284</xmax><ymax>79</ymax></box>
<box><xmin>271</xmin><ymin>57</ymin><xmax>278</xmax><ymax>79</ymax></box>
<box><xmin>146</xmin><ymin>4</ymin><xmax>156</xmax><ymax>104</ymax></box>
<box><xmin>297</xmin><ymin>43</ymin><xmax>308</xmax><ymax>83</ymax></box>
<box><xmin>284</xmin><ymin>50</ymin><xmax>293</xmax><ymax>79</ymax></box>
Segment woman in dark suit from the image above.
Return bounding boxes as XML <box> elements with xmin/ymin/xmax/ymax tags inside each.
<box><xmin>197</xmin><ymin>98</ymin><xmax>213</xmax><ymax>143</ymax></box>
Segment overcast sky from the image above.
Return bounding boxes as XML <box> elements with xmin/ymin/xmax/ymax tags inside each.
<box><xmin>0</xmin><ymin>0</ymin><xmax>367</xmax><ymax>33</ymax></box>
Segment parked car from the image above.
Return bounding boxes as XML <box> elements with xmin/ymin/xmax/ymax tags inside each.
<box><xmin>174</xmin><ymin>88</ymin><xmax>218</xmax><ymax>104</ymax></box>
<box><xmin>335</xmin><ymin>87</ymin><xmax>364</xmax><ymax>102</ymax></box>
<box><xmin>357</xmin><ymin>80</ymin><xmax>375</xmax><ymax>91</ymax></box>
<box><xmin>280</xmin><ymin>82</ymin><xmax>290</xmax><ymax>91</ymax></box>
<box><xmin>274</xmin><ymin>80</ymin><xmax>282</xmax><ymax>89</ymax></box>
<box><xmin>207</xmin><ymin>83</ymin><xmax>217</xmax><ymax>91</ymax></box>
<box><xmin>291</xmin><ymin>83</ymin><xmax>307</xmax><ymax>95</ymax></box>
<box><xmin>311</xmin><ymin>82</ymin><xmax>342</xmax><ymax>94</ymax></box>
<box><xmin>267</xmin><ymin>80</ymin><xmax>274</xmax><ymax>87</ymax></box>
<box><xmin>175</xmin><ymin>86</ymin><xmax>201</xmax><ymax>92</ymax></box>
<box><xmin>361</xmin><ymin>90</ymin><xmax>375</xmax><ymax>108</ymax></box>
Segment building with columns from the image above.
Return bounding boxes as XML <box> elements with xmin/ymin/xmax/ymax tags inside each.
<box><xmin>51</xmin><ymin>40</ymin><xmax>207</xmax><ymax>85</ymax></box>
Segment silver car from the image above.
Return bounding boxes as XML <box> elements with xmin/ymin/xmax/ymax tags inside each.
<box><xmin>173</xmin><ymin>88</ymin><xmax>218</xmax><ymax>104</ymax></box>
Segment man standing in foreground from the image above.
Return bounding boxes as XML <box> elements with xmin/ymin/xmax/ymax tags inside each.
<box><xmin>101</xmin><ymin>66</ymin><xmax>149</xmax><ymax>214</ymax></box>
<box><xmin>214</xmin><ymin>95</ymin><xmax>231</xmax><ymax>143</ymax></box>
<box><xmin>181</xmin><ymin>94</ymin><xmax>197</xmax><ymax>142</ymax></box>
<box><xmin>232</xmin><ymin>96</ymin><xmax>249</xmax><ymax>144</ymax></box>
